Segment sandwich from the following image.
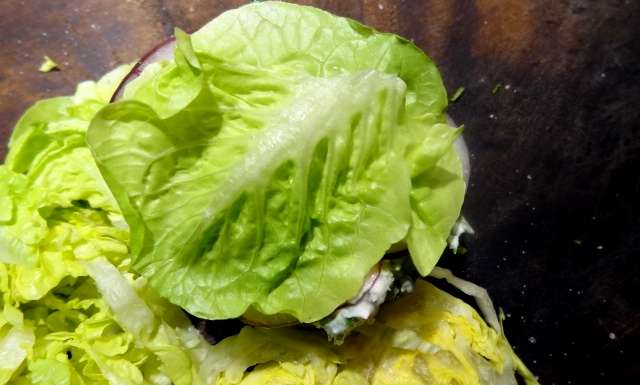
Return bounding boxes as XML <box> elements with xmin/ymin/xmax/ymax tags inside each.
<box><xmin>0</xmin><ymin>2</ymin><xmax>538</xmax><ymax>384</ymax></box>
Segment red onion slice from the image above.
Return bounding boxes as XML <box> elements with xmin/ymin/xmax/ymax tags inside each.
<box><xmin>110</xmin><ymin>37</ymin><xmax>177</xmax><ymax>102</ymax></box>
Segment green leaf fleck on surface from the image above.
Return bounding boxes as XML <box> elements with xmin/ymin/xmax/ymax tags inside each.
<box><xmin>450</xmin><ymin>86</ymin><xmax>465</xmax><ymax>102</ymax></box>
<box><xmin>492</xmin><ymin>82</ymin><xmax>503</xmax><ymax>95</ymax></box>
<box><xmin>38</xmin><ymin>56</ymin><xmax>59</xmax><ymax>73</ymax></box>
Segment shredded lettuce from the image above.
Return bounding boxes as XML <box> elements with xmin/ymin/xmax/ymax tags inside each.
<box><xmin>430</xmin><ymin>266</ymin><xmax>501</xmax><ymax>332</ymax></box>
<box><xmin>187</xmin><ymin>280</ymin><xmax>539</xmax><ymax>385</ymax></box>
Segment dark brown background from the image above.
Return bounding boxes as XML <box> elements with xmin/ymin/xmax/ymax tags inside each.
<box><xmin>1</xmin><ymin>1</ymin><xmax>638</xmax><ymax>384</ymax></box>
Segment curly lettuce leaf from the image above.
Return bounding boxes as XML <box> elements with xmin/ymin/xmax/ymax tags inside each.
<box><xmin>1</xmin><ymin>65</ymin><xmax>221</xmax><ymax>385</ymax></box>
<box><xmin>0</xmin><ymin>163</ymin><xmax>129</xmax><ymax>301</ymax></box>
<box><xmin>88</xmin><ymin>1</ymin><xmax>464</xmax><ymax>323</ymax></box>
<box><xmin>29</xmin><ymin>359</ymin><xmax>73</xmax><ymax>385</ymax></box>
<box><xmin>0</xmin><ymin>65</ymin><xmax>131</xmax><ymax>301</ymax></box>
<box><xmin>0</xmin><ymin>166</ymin><xmax>45</xmax><ymax>267</ymax></box>
<box><xmin>2</xmin><ymin>256</ymin><xmax>221</xmax><ymax>385</ymax></box>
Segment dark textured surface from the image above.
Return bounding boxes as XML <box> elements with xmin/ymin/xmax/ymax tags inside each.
<box><xmin>1</xmin><ymin>0</ymin><xmax>638</xmax><ymax>384</ymax></box>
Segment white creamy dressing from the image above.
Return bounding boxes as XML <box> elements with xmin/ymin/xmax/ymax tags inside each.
<box><xmin>322</xmin><ymin>269</ymin><xmax>395</xmax><ymax>338</ymax></box>
<box><xmin>447</xmin><ymin>216</ymin><xmax>475</xmax><ymax>253</ymax></box>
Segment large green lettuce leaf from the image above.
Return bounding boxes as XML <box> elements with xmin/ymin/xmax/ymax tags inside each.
<box><xmin>87</xmin><ymin>1</ymin><xmax>464</xmax><ymax>323</ymax></box>
<box><xmin>89</xmin><ymin>68</ymin><xmax>412</xmax><ymax>323</ymax></box>
<box><xmin>191</xmin><ymin>1</ymin><xmax>466</xmax><ymax>274</ymax></box>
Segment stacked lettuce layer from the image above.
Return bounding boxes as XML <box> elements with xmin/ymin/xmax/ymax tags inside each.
<box><xmin>1</xmin><ymin>2</ymin><xmax>536</xmax><ymax>385</ymax></box>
